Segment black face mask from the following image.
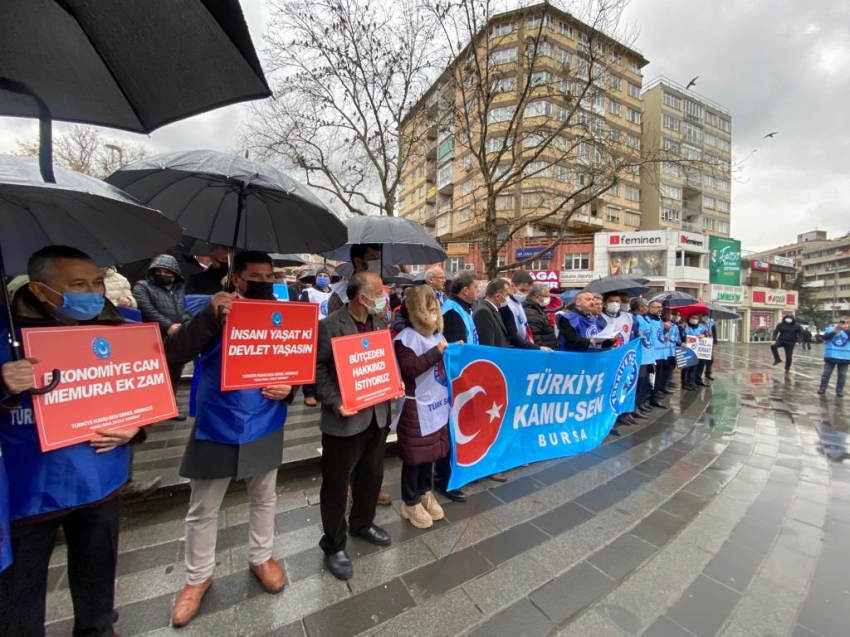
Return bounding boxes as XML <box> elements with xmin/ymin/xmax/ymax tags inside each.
<box><xmin>242</xmin><ymin>280</ymin><xmax>275</xmax><ymax>300</ymax></box>
<box><xmin>153</xmin><ymin>274</ymin><xmax>175</xmax><ymax>287</ymax></box>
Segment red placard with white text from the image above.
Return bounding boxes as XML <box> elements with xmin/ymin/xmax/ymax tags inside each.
<box><xmin>21</xmin><ymin>324</ymin><xmax>177</xmax><ymax>452</ymax></box>
<box><xmin>331</xmin><ymin>330</ymin><xmax>404</xmax><ymax>412</ymax></box>
<box><xmin>221</xmin><ymin>299</ymin><xmax>318</xmax><ymax>390</ymax></box>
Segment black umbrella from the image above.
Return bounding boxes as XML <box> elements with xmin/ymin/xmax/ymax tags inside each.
<box><xmin>107</xmin><ymin>150</ymin><xmax>348</xmax><ymax>255</ymax></box>
<box><xmin>322</xmin><ymin>216</ymin><xmax>447</xmax><ymax>265</ymax></box>
<box><xmin>270</xmin><ymin>254</ymin><xmax>309</xmax><ymax>268</ymax></box>
<box><xmin>650</xmin><ymin>291</ymin><xmax>699</xmax><ymax>307</ymax></box>
<box><xmin>1</xmin><ymin>0</ymin><xmax>270</xmax><ymax>182</ymax></box>
<box><xmin>334</xmin><ymin>262</ymin><xmax>400</xmax><ymax>280</ymax></box>
<box><xmin>0</xmin><ymin>155</ymin><xmax>182</xmax><ymax>389</ymax></box>
<box><xmin>584</xmin><ymin>275</ymin><xmax>650</xmax><ymax>296</ymax></box>
<box><xmin>701</xmin><ymin>301</ymin><xmax>740</xmax><ymax>320</ymax></box>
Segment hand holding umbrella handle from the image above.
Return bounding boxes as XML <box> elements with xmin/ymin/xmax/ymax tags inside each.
<box><xmin>30</xmin><ymin>369</ymin><xmax>61</xmax><ymax>395</ymax></box>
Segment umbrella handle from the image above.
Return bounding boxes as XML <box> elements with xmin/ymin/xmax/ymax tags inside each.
<box><xmin>30</xmin><ymin>369</ymin><xmax>61</xmax><ymax>395</ymax></box>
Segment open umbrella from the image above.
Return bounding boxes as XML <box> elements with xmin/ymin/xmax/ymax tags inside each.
<box><xmin>106</xmin><ymin>150</ymin><xmax>347</xmax><ymax>255</ymax></box>
<box><xmin>334</xmin><ymin>262</ymin><xmax>400</xmax><ymax>280</ymax></box>
<box><xmin>0</xmin><ymin>155</ymin><xmax>182</xmax><ymax>388</ymax></box>
<box><xmin>270</xmin><ymin>254</ymin><xmax>309</xmax><ymax>268</ymax></box>
<box><xmin>321</xmin><ymin>216</ymin><xmax>447</xmax><ymax>265</ymax></box>
<box><xmin>680</xmin><ymin>301</ymin><xmax>740</xmax><ymax>320</ymax></box>
<box><xmin>1</xmin><ymin>0</ymin><xmax>271</xmax><ymax>183</ymax></box>
<box><xmin>651</xmin><ymin>291</ymin><xmax>699</xmax><ymax>307</ymax></box>
<box><xmin>584</xmin><ymin>275</ymin><xmax>650</xmax><ymax>297</ymax></box>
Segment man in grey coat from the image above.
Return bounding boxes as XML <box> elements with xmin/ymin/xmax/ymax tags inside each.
<box><xmin>316</xmin><ymin>272</ymin><xmax>394</xmax><ymax>580</ymax></box>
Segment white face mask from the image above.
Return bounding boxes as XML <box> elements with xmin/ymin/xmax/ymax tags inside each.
<box><xmin>606</xmin><ymin>302</ymin><xmax>620</xmax><ymax>314</ymax></box>
<box><xmin>784</xmin><ymin>317</ymin><xmax>793</xmax><ymax>323</ymax></box>
<box><xmin>365</xmin><ymin>294</ymin><xmax>387</xmax><ymax>315</ymax></box>
<box><xmin>498</xmin><ymin>296</ymin><xmax>509</xmax><ymax>308</ymax></box>
<box><xmin>365</xmin><ymin>259</ymin><xmax>381</xmax><ymax>274</ymax></box>
<box><xmin>514</xmin><ymin>292</ymin><xmax>528</xmax><ymax>303</ymax></box>
<box><xmin>541</xmin><ymin>297</ymin><xmax>551</xmax><ymax>307</ymax></box>
<box><xmin>689</xmin><ymin>319</ymin><xmax>699</xmax><ymax>326</ymax></box>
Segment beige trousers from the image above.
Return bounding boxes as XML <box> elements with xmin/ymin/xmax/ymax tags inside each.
<box><xmin>184</xmin><ymin>469</ymin><xmax>278</xmax><ymax>585</ymax></box>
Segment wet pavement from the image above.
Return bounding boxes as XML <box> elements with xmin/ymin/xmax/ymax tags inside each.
<box><xmin>43</xmin><ymin>343</ymin><xmax>850</xmax><ymax>637</ymax></box>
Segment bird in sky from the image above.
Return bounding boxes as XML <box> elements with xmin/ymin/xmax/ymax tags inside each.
<box><xmin>686</xmin><ymin>76</ymin><xmax>698</xmax><ymax>89</ymax></box>
<box><xmin>764</xmin><ymin>131</ymin><xmax>779</xmax><ymax>138</ymax></box>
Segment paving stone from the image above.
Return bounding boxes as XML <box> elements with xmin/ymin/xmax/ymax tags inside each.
<box><xmin>729</xmin><ymin>578</ymin><xmax>804</xmax><ymax>637</ymax></box>
<box><xmin>702</xmin><ymin>540</ymin><xmax>763</xmax><ymax>593</ymax></box>
<box><xmin>728</xmin><ymin>515</ymin><xmax>779</xmax><ymax>555</ymax></box>
<box><xmin>553</xmin><ymin>609</ymin><xmax>628</xmax><ymax>637</ymax></box>
<box><xmin>529</xmin><ymin>561</ymin><xmax>614</xmax><ymax>624</ymax></box>
<box><xmin>532</xmin><ymin>460</ymin><xmax>579</xmax><ymax>485</ymax></box>
<box><xmin>760</xmin><ymin>544</ymin><xmax>818</xmax><ymax>595</ymax></box>
<box><xmin>440</xmin><ymin>490</ymin><xmax>503</xmax><ymax>523</ymax></box>
<box><xmin>629</xmin><ymin>509</ymin><xmax>688</xmax><ymax>548</ymax></box>
<box><xmin>643</xmin><ymin>615</ymin><xmax>696</xmax><ymax>637</ymax></box>
<box><xmin>465</xmin><ymin>598</ymin><xmax>554</xmax><ymax>637</ymax></box>
<box><xmin>488</xmin><ymin>476</ymin><xmax>546</xmax><ymax>503</ymax></box>
<box><xmin>777</xmin><ymin>519</ymin><xmax>824</xmax><ymax>557</ymax></box>
<box><xmin>531</xmin><ymin>501</ymin><xmax>594</xmax><ymax>537</ymax></box>
<box><xmin>797</xmin><ymin>579</ymin><xmax>850</xmax><ymax>637</ymax></box>
<box><xmin>358</xmin><ymin>589</ymin><xmax>481</xmax><ymax>637</ymax></box>
<box><xmin>463</xmin><ymin>555</ymin><xmax>551</xmax><ymax>614</ymax></box>
<box><xmin>587</xmin><ymin>532</ymin><xmax>657</xmax><ymax>580</ymax></box>
<box><xmin>347</xmin><ymin>539</ymin><xmax>435</xmax><ymax>595</ymax></box>
<box><xmin>473</xmin><ymin>521</ymin><xmax>548</xmax><ymax>566</ymax></box>
<box><xmin>402</xmin><ymin>546</ymin><xmax>492</xmax><ymax>603</ymax></box>
<box><xmin>301</xmin><ymin>578</ymin><xmax>415</xmax><ymax>637</ymax></box>
<box><xmin>660</xmin><ymin>491</ymin><xmax>708</xmax><ymax>521</ymax></box>
<box><xmin>812</xmin><ymin>546</ymin><xmax>850</xmax><ymax>594</ymax></box>
<box><xmin>665</xmin><ymin>574</ymin><xmax>741</xmax><ymax>637</ymax></box>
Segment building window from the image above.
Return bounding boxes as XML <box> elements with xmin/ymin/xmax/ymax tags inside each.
<box><xmin>705</xmin><ymin>111</ymin><xmax>718</xmax><ymax>127</ymax></box>
<box><xmin>528</xmin><ymin>41</ymin><xmax>554</xmax><ymax>59</ymax></box>
<box><xmin>625</xmin><ymin>185</ymin><xmax>641</xmax><ymax>202</ymax></box>
<box><xmin>702</xmin><ymin>173</ymin><xmax>717</xmax><ymax>189</ymax></box>
<box><xmin>489</xmin><ymin>23</ymin><xmax>515</xmax><ymax>39</ymax></box>
<box><xmin>625</xmin><ymin>211</ymin><xmax>641</xmax><ymax>227</ymax></box>
<box><xmin>661</xmin><ymin>162</ymin><xmax>681</xmax><ymax>177</ymax></box>
<box><xmin>565</xmin><ymin>252</ymin><xmax>590</xmax><ymax>270</ymax></box>
<box><xmin>608</xmin><ymin>128</ymin><xmax>621</xmax><ymax>143</ymax></box>
<box><xmin>660</xmin><ymin>183</ymin><xmax>681</xmax><ymax>200</ymax></box>
<box><xmin>528</xmin><ymin>258</ymin><xmax>550</xmax><ymax>270</ymax></box>
<box><xmin>530</xmin><ymin>71</ymin><xmax>551</xmax><ymax>87</ymax></box>
<box><xmin>490</xmin><ymin>76</ymin><xmax>517</xmax><ymax>93</ymax></box>
<box><xmin>717</xmin><ymin>220</ymin><xmax>730</xmax><ymax>234</ymax></box>
<box><xmin>717</xmin><ymin>179</ymin><xmax>730</xmax><ymax>192</ymax></box>
<box><xmin>608</xmin><ymin>100</ymin><xmax>622</xmax><ymax>116</ymax></box>
<box><xmin>703</xmin><ymin>216</ymin><xmax>716</xmax><ymax>231</ymax></box>
<box><xmin>717</xmin><ymin>199</ymin><xmax>730</xmax><ymax>213</ymax></box>
<box><xmin>578</xmin><ymin>31</ymin><xmax>590</xmax><ymax>52</ymax></box>
<box><xmin>627</xmin><ymin>107</ymin><xmax>642</xmax><ymax>124</ymax></box>
<box><xmin>663</xmin><ymin>137</ymin><xmax>680</xmax><ymax>152</ymax></box>
<box><xmin>610</xmin><ymin>50</ymin><xmax>623</xmax><ymax>65</ymax></box>
<box><xmin>409</xmin><ymin>264</ymin><xmax>423</xmax><ymax>274</ymax></box>
<box><xmin>437</xmin><ymin>137</ymin><xmax>454</xmax><ymax>161</ymax></box>
<box><xmin>717</xmin><ymin>137</ymin><xmax>731</xmax><ymax>152</ymax></box>
<box><xmin>554</xmin><ymin>165</ymin><xmax>570</xmax><ymax>182</ymax></box>
<box><xmin>486</xmin><ymin>134</ymin><xmax>513</xmax><ymax>153</ymax></box>
<box><xmin>628</xmin><ymin>83</ymin><xmax>640</xmax><ymax>98</ymax></box>
<box><xmin>524</xmin><ymin>100</ymin><xmax>552</xmax><ymax>118</ymax></box>
<box><xmin>524</xmin><ymin>132</ymin><xmax>544</xmax><ymax>148</ymax></box>
<box><xmin>458</xmin><ymin>206</ymin><xmax>472</xmax><ymax>223</ymax></box>
<box><xmin>495</xmin><ymin>195</ymin><xmax>513</xmax><ymax>212</ymax></box>
<box><xmin>487</xmin><ymin>105</ymin><xmax>515</xmax><ymax>124</ymax></box>
<box><xmin>628</xmin><ymin>60</ymin><xmax>641</xmax><ymax>74</ymax></box>
<box><xmin>437</xmin><ymin>163</ymin><xmax>453</xmax><ymax>184</ymax></box>
<box><xmin>523</xmin><ymin>161</ymin><xmax>551</xmax><ymax>177</ymax></box>
<box><xmin>684</xmin><ymin>99</ymin><xmax>703</xmax><ymax>119</ymax></box>
<box><xmin>526</xmin><ymin>15</ymin><xmax>553</xmax><ymax>31</ymax></box>
<box><xmin>488</xmin><ymin>48</ymin><xmax>517</xmax><ymax>67</ymax></box>
<box><xmin>608</xmin><ymin>73</ymin><xmax>621</xmax><ymax>90</ymax></box>
<box><xmin>459</xmin><ymin>180</ymin><xmax>472</xmax><ymax>196</ymax></box>
<box><xmin>663</xmin><ymin>113</ymin><xmax>680</xmax><ymax>131</ymax></box>
<box><xmin>556</xmin><ymin>48</ymin><xmax>572</xmax><ymax>68</ymax></box>
<box><xmin>461</xmin><ymin>154</ymin><xmax>472</xmax><ymax>171</ymax></box>
<box><xmin>607</xmin><ymin>183</ymin><xmax>620</xmax><ymax>197</ymax></box>
<box><xmin>719</xmin><ymin>118</ymin><xmax>731</xmax><ymax>132</ymax></box>
<box><xmin>704</xmin><ymin>132</ymin><xmax>717</xmax><ymax>147</ymax></box>
<box><xmin>661</xmin><ymin>207</ymin><xmax>680</xmax><ymax>223</ymax></box>
<box><xmin>663</xmin><ymin>92</ymin><xmax>681</xmax><ymax>110</ymax></box>
<box><xmin>448</xmin><ymin>257</ymin><xmax>465</xmax><ymax>272</ymax></box>
<box><xmin>703</xmin><ymin>196</ymin><xmax>716</xmax><ymax>210</ymax></box>
<box><xmin>606</xmin><ymin>208</ymin><xmax>621</xmax><ymax>223</ymax></box>
<box><xmin>682</xmin><ymin>144</ymin><xmax>701</xmax><ymax>161</ymax></box>
<box><xmin>558</xmin><ymin>21</ymin><xmax>574</xmax><ymax>38</ymax></box>
<box><xmin>682</xmin><ymin>122</ymin><xmax>702</xmax><ymax>145</ymax></box>
<box><xmin>627</xmin><ymin>134</ymin><xmax>641</xmax><ymax>150</ymax></box>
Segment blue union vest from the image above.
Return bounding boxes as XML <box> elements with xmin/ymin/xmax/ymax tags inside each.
<box><xmin>633</xmin><ymin>314</ymin><xmax>655</xmax><ymax>366</ymax></box>
<box><xmin>441</xmin><ymin>298</ymin><xmax>478</xmax><ymax>345</ymax></box>
<box><xmin>825</xmin><ymin>326</ymin><xmax>850</xmax><ymax>362</ymax></box>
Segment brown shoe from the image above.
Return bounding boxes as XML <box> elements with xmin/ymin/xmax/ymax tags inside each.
<box><xmin>304</xmin><ymin>396</ymin><xmax>318</xmax><ymax>407</ymax></box>
<box><xmin>171</xmin><ymin>578</ymin><xmax>212</xmax><ymax>628</ymax></box>
<box><xmin>377</xmin><ymin>489</ymin><xmax>392</xmax><ymax>506</ymax></box>
<box><xmin>489</xmin><ymin>473</ymin><xmax>508</xmax><ymax>483</ymax></box>
<box><xmin>250</xmin><ymin>557</ymin><xmax>286</xmax><ymax>594</ymax></box>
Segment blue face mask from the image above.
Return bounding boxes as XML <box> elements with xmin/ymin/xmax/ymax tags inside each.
<box><xmin>43</xmin><ymin>285</ymin><xmax>105</xmax><ymax>321</ymax></box>
<box><xmin>316</xmin><ymin>276</ymin><xmax>330</xmax><ymax>288</ymax></box>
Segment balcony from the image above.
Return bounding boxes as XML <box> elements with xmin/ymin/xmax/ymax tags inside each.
<box><xmin>422</xmin><ymin>204</ymin><xmax>438</xmax><ymax>225</ymax></box>
<box><xmin>424</xmin><ymin>161</ymin><xmax>436</xmax><ymax>183</ymax></box>
<box><xmin>682</xmin><ymin>221</ymin><xmax>699</xmax><ymax>232</ymax></box>
<box><xmin>437</xmin><ymin>164</ymin><xmax>454</xmax><ymax>194</ymax></box>
<box><xmin>426</xmin><ymin>186</ymin><xmax>437</xmax><ymax>203</ymax></box>
<box><xmin>568</xmin><ymin>212</ymin><xmax>604</xmax><ymax>230</ymax></box>
<box><xmin>671</xmin><ymin>266</ymin><xmax>709</xmax><ymax>283</ymax></box>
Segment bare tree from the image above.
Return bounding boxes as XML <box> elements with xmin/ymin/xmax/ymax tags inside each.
<box><xmin>15</xmin><ymin>124</ymin><xmax>149</xmax><ymax>178</ymax></box>
<box><xmin>241</xmin><ymin>0</ymin><xmax>436</xmax><ymax>217</ymax></box>
<box><xmin>418</xmin><ymin>0</ymin><xmax>728</xmax><ymax>278</ymax></box>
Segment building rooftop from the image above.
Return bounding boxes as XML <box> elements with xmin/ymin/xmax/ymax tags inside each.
<box><xmin>641</xmin><ymin>75</ymin><xmax>731</xmax><ymax>116</ymax></box>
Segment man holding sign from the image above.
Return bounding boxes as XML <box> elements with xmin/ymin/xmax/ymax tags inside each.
<box><xmin>315</xmin><ymin>272</ymin><xmax>397</xmax><ymax>580</ymax></box>
<box><xmin>0</xmin><ymin>246</ymin><xmax>143</xmax><ymax>637</ymax></box>
<box><xmin>164</xmin><ymin>251</ymin><xmax>294</xmax><ymax>628</ymax></box>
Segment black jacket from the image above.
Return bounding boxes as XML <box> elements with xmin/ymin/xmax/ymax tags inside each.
<box><xmin>772</xmin><ymin>318</ymin><xmax>803</xmax><ymax>344</ymax></box>
<box><xmin>133</xmin><ymin>255</ymin><xmax>186</xmax><ymax>336</ymax></box>
<box><xmin>185</xmin><ymin>265</ymin><xmax>228</xmax><ymax>295</ymax></box>
<box><xmin>498</xmin><ymin>304</ymin><xmax>540</xmax><ymax>350</ymax></box>
<box><xmin>474</xmin><ymin>300</ymin><xmax>511</xmax><ymax>348</ymax></box>
<box><xmin>522</xmin><ymin>300</ymin><xmax>557</xmax><ymax>349</ymax></box>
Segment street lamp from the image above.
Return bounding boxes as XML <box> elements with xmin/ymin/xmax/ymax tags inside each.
<box><xmin>104</xmin><ymin>143</ymin><xmax>123</xmax><ymax>168</ymax></box>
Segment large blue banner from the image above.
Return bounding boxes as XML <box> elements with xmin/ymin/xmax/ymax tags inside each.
<box><xmin>444</xmin><ymin>340</ymin><xmax>640</xmax><ymax>489</ymax></box>
<box><xmin>0</xmin><ymin>449</ymin><xmax>12</xmax><ymax>572</ymax></box>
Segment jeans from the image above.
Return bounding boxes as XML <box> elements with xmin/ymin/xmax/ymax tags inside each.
<box><xmin>0</xmin><ymin>498</ymin><xmax>120</xmax><ymax>637</ymax></box>
<box><xmin>819</xmin><ymin>361</ymin><xmax>848</xmax><ymax>394</ymax></box>
<box><xmin>770</xmin><ymin>341</ymin><xmax>795</xmax><ymax>370</ymax></box>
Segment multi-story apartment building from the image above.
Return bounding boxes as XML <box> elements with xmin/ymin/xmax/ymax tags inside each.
<box><xmin>799</xmin><ymin>232</ymin><xmax>850</xmax><ymax>316</ymax></box>
<box><xmin>640</xmin><ymin>76</ymin><xmax>733</xmax><ymax>237</ymax></box>
<box><xmin>749</xmin><ymin>230</ymin><xmax>829</xmax><ymax>268</ymax></box>
<box><xmin>397</xmin><ymin>2</ymin><xmax>648</xmax><ymax>278</ymax></box>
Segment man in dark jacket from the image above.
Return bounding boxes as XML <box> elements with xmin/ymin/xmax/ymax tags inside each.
<box><xmin>523</xmin><ymin>282</ymin><xmax>557</xmax><ymax>349</ymax></box>
<box><xmin>771</xmin><ymin>314</ymin><xmax>803</xmax><ymax>372</ymax></box>
<box><xmin>556</xmin><ymin>291</ymin><xmax>613</xmax><ymax>352</ymax></box>
<box><xmin>0</xmin><ymin>246</ymin><xmax>143</xmax><ymax>637</ymax></box>
<box><xmin>315</xmin><ymin>272</ymin><xmax>394</xmax><ymax>581</ymax></box>
<box><xmin>474</xmin><ymin>279</ymin><xmax>511</xmax><ymax>348</ymax></box>
<box><xmin>164</xmin><ymin>251</ymin><xmax>293</xmax><ymax>628</ymax></box>
<box><xmin>133</xmin><ymin>254</ymin><xmax>187</xmax><ymax>409</ymax></box>
<box><xmin>185</xmin><ymin>245</ymin><xmax>229</xmax><ymax>295</ymax></box>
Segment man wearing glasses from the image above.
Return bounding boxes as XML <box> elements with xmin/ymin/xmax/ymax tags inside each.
<box><xmin>424</xmin><ymin>267</ymin><xmax>447</xmax><ymax>306</ymax></box>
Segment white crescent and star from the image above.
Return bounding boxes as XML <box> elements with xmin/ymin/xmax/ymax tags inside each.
<box><xmin>486</xmin><ymin>401</ymin><xmax>503</xmax><ymax>423</ymax></box>
<box><xmin>450</xmin><ymin>386</ymin><xmax>485</xmax><ymax>444</ymax></box>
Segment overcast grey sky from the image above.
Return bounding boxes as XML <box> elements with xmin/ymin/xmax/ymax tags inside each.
<box><xmin>1</xmin><ymin>0</ymin><xmax>847</xmax><ymax>252</ymax></box>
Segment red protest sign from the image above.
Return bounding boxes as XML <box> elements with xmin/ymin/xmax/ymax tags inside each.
<box><xmin>221</xmin><ymin>299</ymin><xmax>318</xmax><ymax>390</ymax></box>
<box><xmin>21</xmin><ymin>324</ymin><xmax>178</xmax><ymax>452</ymax></box>
<box><xmin>331</xmin><ymin>330</ymin><xmax>403</xmax><ymax>412</ymax></box>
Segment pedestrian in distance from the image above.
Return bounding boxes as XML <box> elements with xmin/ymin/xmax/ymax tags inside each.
<box><xmin>771</xmin><ymin>314</ymin><xmax>803</xmax><ymax>372</ymax></box>
<box><xmin>392</xmin><ymin>286</ymin><xmax>449</xmax><ymax>529</ymax></box>
<box><xmin>801</xmin><ymin>327</ymin><xmax>813</xmax><ymax>351</ymax></box>
<box><xmin>817</xmin><ymin>317</ymin><xmax>850</xmax><ymax>397</ymax></box>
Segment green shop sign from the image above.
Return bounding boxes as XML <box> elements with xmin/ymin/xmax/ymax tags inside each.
<box><xmin>709</xmin><ymin>236</ymin><xmax>742</xmax><ymax>285</ymax></box>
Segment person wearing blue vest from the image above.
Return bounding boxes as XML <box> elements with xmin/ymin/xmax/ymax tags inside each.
<box><xmin>629</xmin><ymin>297</ymin><xmax>656</xmax><ymax>415</ymax></box>
<box><xmin>817</xmin><ymin>317</ymin><xmax>850</xmax><ymax>397</ymax></box>
<box><xmin>665</xmin><ymin>310</ymin><xmax>683</xmax><ymax>391</ymax></box>
<box><xmin>680</xmin><ymin>315</ymin><xmax>709</xmax><ymax>390</ymax></box>
<box><xmin>556</xmin><ymin>291</ymin><xmax>613</xmax><ymax>352</ymax></box>
<box><xmin>698</xmin><ymin>315</ymin><xmax>718</xmax><ymax>381</ymax></box>
<box><xmin>0</xmin><ymin>246</ymin><xmax>144</xmax><ymax>637</ymax></box>
<box><xmin>434</xmin><ymin>270</ymin><xmax>479</xmax><ymax>502</ymax></box>
<box><xmin>645</xmin><ymin>300</ymin><xmax>670</xmax><ymax>409</ymax></box>
<box><xmin>164</xmin><ymin>251</ymin><xmax>292</xmax><ymax>628</ymax></box>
